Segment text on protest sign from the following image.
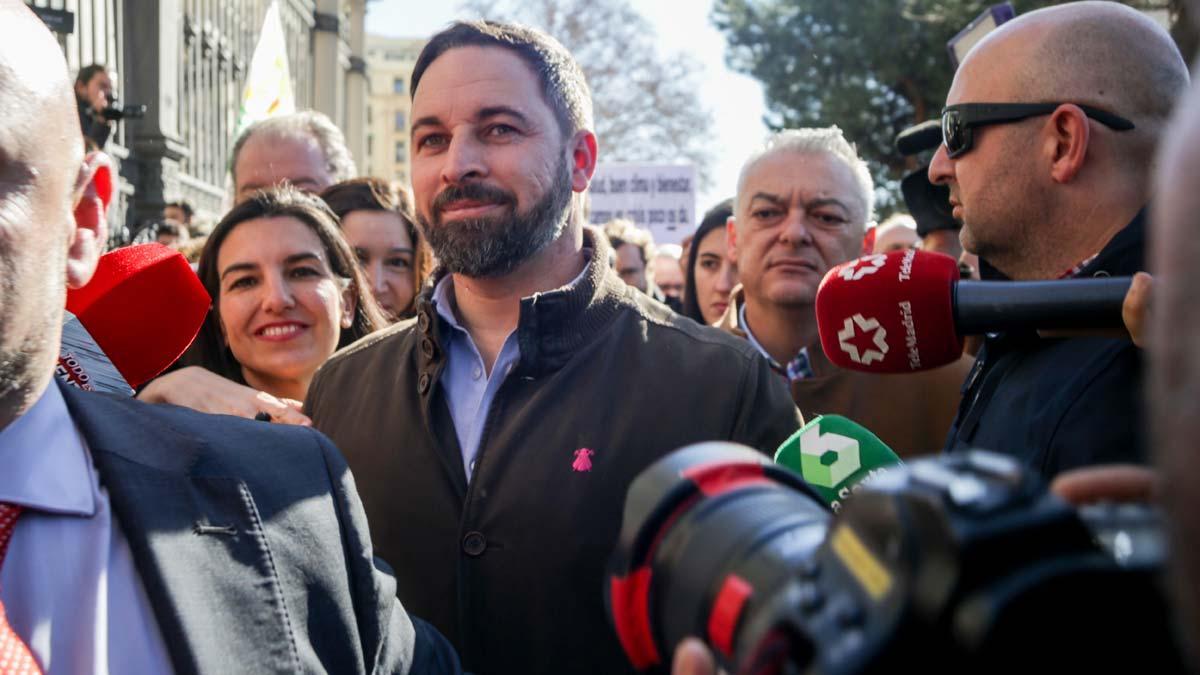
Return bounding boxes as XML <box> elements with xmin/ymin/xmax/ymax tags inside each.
<box><xmin>588</xmin><ymin>164</ymin><xmax>696</xmax><ymax>245</ymax></box>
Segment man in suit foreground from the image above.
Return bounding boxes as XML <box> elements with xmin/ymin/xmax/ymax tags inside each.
<box><xmin>0</xmin><ymin>3</ymin><xmax>458</xmax><ymax>673</ymax></box>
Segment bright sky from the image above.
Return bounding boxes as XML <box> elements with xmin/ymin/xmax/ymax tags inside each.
<box><xmin>365</xmin><ymin>0</ymin><xmax>770</xmax><ymax>216</ymax></box>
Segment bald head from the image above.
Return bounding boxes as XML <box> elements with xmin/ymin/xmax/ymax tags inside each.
<box><xmin>0</xmin><ymin>1</ymin><xmax>85</xmax><ymax>201</ymax></box>
<box><xmin>964</xmin><ymin>1</ymin><xmax>1188</xmax><ymax>166</ymax></box>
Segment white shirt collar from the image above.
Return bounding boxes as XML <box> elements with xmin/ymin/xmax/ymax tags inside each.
<box><xmin>739</xmin><ymin>302</ymin><xmax>777</xmax><ymax>366</ymax></box>
<box><xmin>0</xmin><ymin>382</ymin><xmax>97</xmax><ymax>516</ymax></box>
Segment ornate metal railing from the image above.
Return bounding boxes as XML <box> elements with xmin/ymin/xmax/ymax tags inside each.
<box><xmin>176</xmin><ymin>0</ymin><xmax>316</xmax><ymax>222</ymax></box>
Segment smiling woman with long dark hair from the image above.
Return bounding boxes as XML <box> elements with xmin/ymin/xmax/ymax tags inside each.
<box><xmin>137</xmin><ymin>187</ymin><xmax>386</xmax><ymax>422</ymax></box>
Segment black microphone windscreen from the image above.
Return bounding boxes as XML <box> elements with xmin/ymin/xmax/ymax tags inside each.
<box><xmin>901</xmin><ymin>167</ymin><xmax>958</xmax><ymax>237</ymax></box>
<box><xmin>895</xmin><ymin>119</ymin><xmax>942</xmax><ymax>156</ymax></box>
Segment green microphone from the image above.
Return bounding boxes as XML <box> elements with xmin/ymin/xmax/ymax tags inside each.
<box><xmin>774</xmin><ymin>414</ymin><xmax>903</xmax><ymax>512</ymax></box>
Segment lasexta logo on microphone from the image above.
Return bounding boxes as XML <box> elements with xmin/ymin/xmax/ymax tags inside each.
<box><xmin>798</xmin><ymin>424</ymin><xmax>861</xmax><ymax>488</ymax></box>
<box><xmin>775</xmin><ymin>415</ymin><xmax>903</xmax><ymax>512</ymax></box>
<box><xmin>837</xmin><ymin>314</ymin><xmax>889</xmax><ymax>365</ymax></box>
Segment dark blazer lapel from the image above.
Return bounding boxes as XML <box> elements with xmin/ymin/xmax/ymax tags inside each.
<box><xmin>59</xmin><ymin>384</ymin><xmax>302</xmax><ymax>675</ymax></box>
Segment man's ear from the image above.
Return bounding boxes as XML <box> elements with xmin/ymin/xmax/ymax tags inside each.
<box><xmin>725</xmin><ymin>215</ymin><xmax>739</xmax><ymax>262</ymax></box>
<box><xmin>66</xmin><ymin>152</ymin><xmax>114</xmax><ymax>289</ymax></box>
<box><xmin>569</xmin><ymin>130</ymin><xmax>599</xmax><ymax>192</ymax></box>
<box><xmin>1046</xmin><ymin>104</ymin><xmax>1091</xmax><ymax>184</ymax></box>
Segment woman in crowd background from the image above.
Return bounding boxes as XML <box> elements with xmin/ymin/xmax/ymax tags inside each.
<box><xmin>321</xmin><ymin>177</ymin><xmax>431</xmax><ymax>322</ymax></box>
<box><xmin>682</xmin><ymin>198</ymin><xmax>739</xmax><ymax>325</ymax></box>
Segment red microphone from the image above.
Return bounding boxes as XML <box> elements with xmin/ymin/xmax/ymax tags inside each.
<box><xmin>817</xmin><ymin>249</ymin><xmax>1132</xmax><ymax>373</ymax></box>
<box><xmin>816</xmin><ymin>249</ymin><xmax>963</xmax><ymax>374</ymax></box>
<box><xmin>65</xmin><ymin>243</ymin><xmax>210</xmax><ymax>388</ymax></box>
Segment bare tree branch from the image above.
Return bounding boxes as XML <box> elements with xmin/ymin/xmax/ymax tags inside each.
<box><xmin>456</xmin><ymin>0</ymin><xmax>717</xmax><ymax>189</ymax></box>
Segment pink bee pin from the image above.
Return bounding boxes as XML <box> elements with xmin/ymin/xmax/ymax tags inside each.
<box><xmin>572</xmin><ymin>448</ymin><xmax>595</xmax><ymax>472</ymax></box>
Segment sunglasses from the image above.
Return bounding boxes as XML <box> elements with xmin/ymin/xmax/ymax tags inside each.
<box><xmin>940</xmin><ymin>102</ymin><xmax>1135</xmax><ymax>158</ymax></box>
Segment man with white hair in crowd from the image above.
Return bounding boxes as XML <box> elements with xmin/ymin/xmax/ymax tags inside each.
<box><xmin>652</xmin><ymin>244</ymin><xmax>686</xmax><ymax>305</ymax></box>
<box><xmin>230</xmin><ymin>110</ymin><xmax>357</xmax><ymax>204</ymax></box>
<box><xmin>718</xmin><ymin>126</ymin><xmax>971</xmax><ymax>457</ymax></box>
<box><xmin>872</xmin><ymin>213</ymin><xmax>921</xmax><ymax>253</ymax></box>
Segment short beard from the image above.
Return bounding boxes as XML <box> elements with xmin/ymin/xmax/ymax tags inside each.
<box><xmin>0</xmin><ymin>345</ymin><xmax>40</xmax><ymax>427</ymax></box>
<box><xmin>420</xmin><ymin>154</ymin><xmax>572</xmax><ymax>278</ymax></box>
<box><xmin>0</xmin><ymin>276</ymin><xmax>52</xmax><ymax>414</ymax></box>
<box><xmin>0</xmin><ymin>349</ymin><xmax>33</xmax><ymax>394</ymax></box>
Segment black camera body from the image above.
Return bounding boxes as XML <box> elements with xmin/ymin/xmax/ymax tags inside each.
<box><xmin>608</xmin><ymin>445</ymin><xmax>1181</xmax><ymax>674</ymax></box>
<box><xmin>100</xmin><ymin>95</ymin><xmax>146</xmax><ymax>121</ymax></box>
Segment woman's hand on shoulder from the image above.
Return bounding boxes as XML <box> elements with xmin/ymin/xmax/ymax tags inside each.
<box><xmin>136</xmin><ymin>366</ymin><xmax>312</xmax><ymax>426</ymax></box>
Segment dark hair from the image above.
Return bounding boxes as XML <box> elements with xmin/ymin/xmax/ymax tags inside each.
<box><xmin>683</xmin><ymin>198</ymin><xmax>734</xmax><ymax>324</ymax></box>
<box><xmin>74</xmin><ymin>64</ymin><xmax>108</xmax><ymax>90</ymax></box>
<box><xmin>155</xmin><ymin>221</ymin><xmax>187</xmax><ymax>238</ymax></box>
<box><xmin>320</xmin><ymin>177</ymin><xmax>433</xmax><ymax>318</ymax></box>
<box><xmin>411</xmin><ymin>20</ymin><xmax>593</xmax><ymax>137</ymax></box>
<box><xmin>183</xmin><ymin>187</ymin><xmax>387</xmax><ymax>384</ymax></box>
<box><xmin>165</xmin><ymin>200</ymin><xmax>195</xmax><ymax>222</ymax></box>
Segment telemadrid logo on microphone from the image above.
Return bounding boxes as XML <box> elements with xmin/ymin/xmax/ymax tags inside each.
<box><xmin>837</xmin><ymin>313</ymin><xmax>889</xmax><ymax>365</ymax></box>
<box><xmin>818</xmin><ymin>249</ymin><xmax>964</xmax><ymax>373</ymax></box>
<box><xmin>838</xmin><ymin>254</ymin><xmax>888</xmax><ymax>281</ymax></box>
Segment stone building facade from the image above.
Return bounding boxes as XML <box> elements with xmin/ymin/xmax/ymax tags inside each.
<box><xmin>26</xmin><ymin>0</ymin><xmax>369</xmax><ymax>244</ymax></box>
<box><xmin>363</xmin><ymin>34</ymin><xmax>424</xmax><ymax>187</ymax></box>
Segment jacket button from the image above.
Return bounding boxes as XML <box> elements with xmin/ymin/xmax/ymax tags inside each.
<box><xmin>420</xmin><ymin>337</ymin><xmax>436</xmax><ymax>359</ymax></box>
<box><xmin>462</xmin><ymin>531</ymin><xmax>487</xmax><ymax>557</ymax></box>
<box><xmin>418</xmin><ymin>311</ymin><xmax>432</xmax><ymax>333</ymax></box>
<box><xmin>418</xmin><ymin>373</ymin><xmax>431</xmax><ymax>394</ymax></box>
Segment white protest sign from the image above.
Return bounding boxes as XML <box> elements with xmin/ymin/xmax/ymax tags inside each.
<box><xmin>587</xmin><ymin>164</ymin><xmax>696</xmax><ymax>245</ymax></box>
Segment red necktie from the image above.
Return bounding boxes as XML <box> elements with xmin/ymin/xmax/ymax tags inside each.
<box><xmin>0</xmin><ymin>504</ymin><xmax>41</xmax><ymax>675</ymax></box>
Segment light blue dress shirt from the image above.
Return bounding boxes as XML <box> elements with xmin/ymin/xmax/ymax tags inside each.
<box><xmin>0</xmin><ymin>382</ymin><xmax>172</xmax><ymax>674</ymax></box>
<box><xmin>431</xmin><ymin>276</ymin><xmax>523</xmax><ymax>479</ymax></box>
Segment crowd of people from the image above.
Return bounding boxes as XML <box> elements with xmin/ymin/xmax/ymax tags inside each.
<box><xmin>3</xmin><ymin>0</ymin><xmax>1200</xmax><ymax>673</ymax></box>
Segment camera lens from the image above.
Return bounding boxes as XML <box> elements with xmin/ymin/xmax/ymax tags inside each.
<box><xmin>611</xmin><ymin>447</ymin><xmax>1184</xmax><ymax>673</ymax></box>
<box><xmin>608</xmin><ymin>443</ymin><xmax>829</xmax><ymax>672</ymax></box>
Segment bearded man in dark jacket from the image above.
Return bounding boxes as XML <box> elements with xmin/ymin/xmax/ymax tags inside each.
<box><xmin>305</xmin><ymin>20</ymin><xmax>802</xmax><ymax>675</ymax></box>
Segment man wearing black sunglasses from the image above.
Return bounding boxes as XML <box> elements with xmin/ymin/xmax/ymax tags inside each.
<box><xmin>927</xmin><ymin>1</ymin><xmax>1188</xmax><ymax>479</ymax></box>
